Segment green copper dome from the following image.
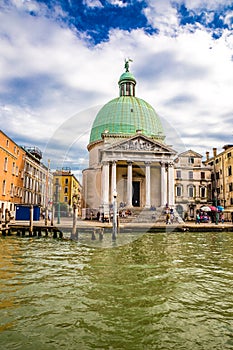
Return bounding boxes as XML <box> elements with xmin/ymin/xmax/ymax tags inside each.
<box><xmin>89</xmin><ymin>61</ymin><xmax>165</xmax><ymax>145</ymax></box>
<box><xmin>89</xmin><ymin>96</ymin><xmax>165</xmax><ymax>144</ymax></box>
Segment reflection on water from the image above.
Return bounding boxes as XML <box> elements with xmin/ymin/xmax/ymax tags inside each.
<box><xmin>1</xmin><ymin>232</ymin><xmax>233</xmax><ymax>349</ymax></box>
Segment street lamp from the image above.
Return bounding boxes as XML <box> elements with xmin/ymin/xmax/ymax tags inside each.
<box><xmin>112</xmin><ymin>190</ymin><xmax>118</xmax><ymax>241</ymax></box>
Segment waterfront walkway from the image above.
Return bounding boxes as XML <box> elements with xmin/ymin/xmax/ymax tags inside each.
<box><xmin>5</xmin><ymin>217</ymin><xmax>233</xmax><ymax>235</ymax></box>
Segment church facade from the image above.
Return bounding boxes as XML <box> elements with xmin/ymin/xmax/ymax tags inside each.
<box><xmin>82</xmin><ymin>61</ymin><xmax>180</xmax><ymax>218</ymax></box>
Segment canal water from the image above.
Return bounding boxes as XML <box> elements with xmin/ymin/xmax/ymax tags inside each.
<box><xmin>1</xmin><ymin>231</ymin><xmax>233</xmax><ymax>350</ymax></box>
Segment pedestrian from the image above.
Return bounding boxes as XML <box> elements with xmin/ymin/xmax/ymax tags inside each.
<box><xmin>196</xmin><ymin>212</ymin><xmax>200</xmax><ymax>224</ymax></box>
<box><xmin>166</xmin><ymin>212</ymin><xmax>171</xmax><ymax>224</ymax></box>
<box><xmin>170</xmin><ymin>211</ymin><xmax>174</xmax><ymax>224</ymax></box>
<box><xmin>220</xmin><ymin>212</ymin><xmax>224</xmax><ymax>224</ymax></box>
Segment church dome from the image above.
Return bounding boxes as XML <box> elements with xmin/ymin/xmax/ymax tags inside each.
<box><xmin>89</xmin><ymin>61</ymin><xmax>165</xmax><ymax>145</ymax></box>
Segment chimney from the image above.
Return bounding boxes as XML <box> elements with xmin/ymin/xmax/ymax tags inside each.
<box><xmin>206</xmin><ymin>151</ymin><xmax>209</xmax><ymax>161</ymax></box>
<box><xmin>213</xmin><ymin>148</ymin><xmax>217</xmax><ymax>157</ymax></box>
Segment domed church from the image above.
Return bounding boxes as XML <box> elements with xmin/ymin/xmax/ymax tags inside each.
<box><xmin>82</xmin><ymin>60</ymin><xmax>177</xmax><ymax>218</ymax></box>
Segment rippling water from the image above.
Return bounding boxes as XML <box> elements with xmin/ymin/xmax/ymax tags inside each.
<box><xmin>1</xmin><ymin>232</ymin><xmax>233</xmax><ymax>349</ymax></box>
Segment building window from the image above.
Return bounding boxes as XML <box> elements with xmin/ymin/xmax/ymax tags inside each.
<box><xmin>228</xmin><ymin>166</ymin><xmax>232</xmax><ymax>176</ymax></box>
<box><xmin>176</xmin><ymin>170</ymin><xmax>181</xmax><ymax>179</ymax></box>
<box><xmin>12</xmin><ymin>162</ymin><xmax>16</xmax><ymax>175</ymax></box>
<box><xmin>6</xmin><ymin>139</ymin><xmax>9</xmax><ymax>147</ymax></box>
<box><xmin>188</xmin><ymin>171</ymin><xmax>193</xmax><ymax>179</ymax></box>
<box><xmin>4</xmin><ymin>157</ymin><xmax>8</xmax><ymax>171</ymax></box>
<box><xmin>65</xmin><ymin>178</ymin><xmax>69</xmax><ymax>185</ymax></box>
<box><xmin>229</xmin><ymin>183</ymin><xmax>233</xmax><ymax>192</ymax></box>
<box><xmin>176</xmin><ymin>185</ymin><xmax>182</xmax><ymax>197</ymax></box>
<box><xmin>227</xmin><ymin>152</ymin><xmax>231</xmax><ymax>158</ymax></box>
<box><xmin>188</xmin><ymin>186</ymin><xmax>194</xmax><ymax>198</ymax></box>
<box><xmin>188</xmin><ymin>157</ymin><xmax>194</xmax><ymax>164</ymax></box>
<box><xmin>10</xmin><ymin>183</ymin><xmax>14</xmax><ymax>197</ymax></box>
<box><xmin>64</xmin><ymin>196</ymin><xmax>68</xmax><ymax>203</ymax></box>
<box><xmin>200</xmin><ymin>187</ymin><xmax>206</xmax><ymax>198</ymax></box>
<box><xmin>64</xmin><ymin>186</ymin><xmax>68</xmax><ymax>194</ymax></box>
<box><xmin>201</xmin><ymin>172</ymin><xmax>205</xmax><ymax>179</ymax></box>
<box><xmin>2</xmin><ymin>180</ymin><xmax>6</xmax><ymax>195</ymax></box>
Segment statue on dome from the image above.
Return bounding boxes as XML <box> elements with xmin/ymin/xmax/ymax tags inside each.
<box><xmin>124</xmin><ymin>58</ymin><xmax>133</xmax><ymax>72</ymax></box>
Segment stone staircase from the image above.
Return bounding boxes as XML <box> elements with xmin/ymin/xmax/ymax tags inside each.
<box><xmin>119</xmin><ymin>207</ymin><xmax>183</xmax><ymax>224</ymax></box>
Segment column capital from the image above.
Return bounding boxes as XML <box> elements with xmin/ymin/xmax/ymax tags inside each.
<box><xmin>160</xmin><ymin>161</ymin><xmax>167</xmax><ymax>167</ymax></box>
<box><xmin>168</xmin><ymin>161</ymin><xmax>174</xmax><ymax>167</ymax></box>
<box><xmin>102</xmin><ymin>161</ymin><xmax>109</xmax><ymax>167</ymax></box>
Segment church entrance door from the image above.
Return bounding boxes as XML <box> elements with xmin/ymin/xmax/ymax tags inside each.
<box><xmin>132</xmin><ymin>181</ymin><xmax>140</xmax><ymax>207</ymax></box>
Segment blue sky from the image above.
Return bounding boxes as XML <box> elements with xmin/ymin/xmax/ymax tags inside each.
<box><xmin>0</xmin><ymin>0</ymin><xmax>232</xmax><ymax>178</ymax></box>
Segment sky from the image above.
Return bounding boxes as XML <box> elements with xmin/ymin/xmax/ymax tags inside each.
<box><xmin>0</xmin><ymin>0</ymin><xmax>233</xmax><ymax>180</ymax></box>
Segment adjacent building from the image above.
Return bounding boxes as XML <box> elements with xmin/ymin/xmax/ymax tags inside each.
<box><xmin>0</xmin><ymin>130</ymin><xmax>53</xmax><ymax>219</ymax></box>
<box><xmin>53</xmin><ymin>168</ymin><xmax>82</xmax><ymax>218</ymax></box>
<box><xmin>205</xmin><ymin>145</ymin><xmax>233</xmax><ymax>219</ymax></box>
<box><xmin>21</xmin><ymin>146</ymin><xmax>53</xmax><ymax>211</ymax></box>
<box><xmin>0</xmin><ymin>130</ymin><xmax>25</xmax><ymax>215</ymax></box>
<box><xmin>174</xmin><ymin>150</ymin><xmax>212</xmax><ymax>219</ymax></box>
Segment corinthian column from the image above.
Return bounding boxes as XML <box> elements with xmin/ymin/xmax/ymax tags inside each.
<box><xmin>145</xmin><ymin>162</ymin><xmax>151</xmax><ymax>208</ymax></box>
<box><xmin>102</xmin><ymin>161</ymin><xmax>109</xmax><ymax>213</ymax></box>
<box><xmin>160</xmin><ymin>162</ymin><xmax>167</xmax><ymax>206</ymax></box>
<box><xmin>127</xmin><ymin>161</ymin><xmax>132</xmax><ymax>207</ymax></box>
<box><xmin>167</xmin><ymin>162</ymin><xmax>174</xmax><ymax>207</ymax></box>
<box><xmin>111</xmin><ymin>161</ymin><xmax>117</xmax><ymax>195</ymax></box>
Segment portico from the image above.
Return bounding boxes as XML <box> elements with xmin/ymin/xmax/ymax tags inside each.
<box><xmin>98</xmin><ymin>134</ymin><xmax>176</xmax><ymax>214</ymax></box>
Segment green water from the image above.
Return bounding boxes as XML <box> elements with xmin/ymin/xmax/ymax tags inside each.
<box><xmin>1</xmin><ymin>232</ymin><xmax>233</xmax><ymax>350</ymax></box>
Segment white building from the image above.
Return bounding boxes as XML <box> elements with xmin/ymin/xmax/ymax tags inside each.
<box><xmin>82</xmin><ymin>61</ymin><xmax>178</xmax><ymax>218</ymax></box>
<box><xmin>174</xmin><ymin>150</ymin><xmax>212</xmax><ymax>219</ymax></box>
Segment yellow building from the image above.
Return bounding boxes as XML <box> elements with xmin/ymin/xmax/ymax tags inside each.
<box><xmin>205</xmin><ymin>145</ymin><xmax>233</xmax><ymax>219</ymax></box>
<box><xmin>0</xmin><ymin>130</ymin><xmax>25</xmax><ymax>216</ymax></box>
<box><xmin>53</xmin><ymin>168</ymin><xmax>82</xmax><ymax>217</ymax></box>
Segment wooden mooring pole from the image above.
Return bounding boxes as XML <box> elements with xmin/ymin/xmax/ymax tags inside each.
<box><xmin>70</xmin><ymin>204</ymin><xmax>78</xmax><ymax>240</ymax></box>
<box><xmin>29</xmin><ymin>205</ymin><xmax>33</xmax><ymax>236</ymax></box>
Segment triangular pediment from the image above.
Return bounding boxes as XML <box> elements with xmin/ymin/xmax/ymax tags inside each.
<box><xmin>178</xmin><ymin>149</ymin><xmax>203</xmax><ymax>158</ymax></box>
<box><xmin>105</xmin><ymin>135</ymin><xmax>176</xmax><ymax>154</ymax></box>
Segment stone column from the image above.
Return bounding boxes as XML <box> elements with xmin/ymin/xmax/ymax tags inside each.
<box><xmin>160</xmin><ymin>162</ymin><xmax>167</xmax><ymax>206</ymax></box>
<box><xmin>167</xmin><ymin>162</ymin><xmax>175</xmax><ymax>207</ymax></box>
<box><xmin>102</xmin><ymin>161</ymin><xmax>110</xmax><ymax>214</ymax></box>
<box><xmin>145</xmin><ymin>162</ymin><xmax>151</xmax><ymax>208</ymax></box>
<box><xmin>127</xmin><ymin>161</ymin><xmax>132</xmax><ymax>207</ymax></box>
<box><xmin>111</xmin><ymin>161</ymin><xmax>117</xmax><ymax>195</ymax></box>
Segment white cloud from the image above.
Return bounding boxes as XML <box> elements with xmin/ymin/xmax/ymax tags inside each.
<box><xmin>181</xmin><ymin>0</ymin><xmax>233</xmax><ymax>11</ymax></box>
<box><xmin>83</xmin><ymin>0</ymin><xmax>103</xmax><ymax>8</ymax></box>
<box><xmin>224</xmin><ymin>10</ymin><xmax>233</xmax><ymax>28</ymax></box>
<box><xmin>107</xmin><ymin>0</ymin><xmax>128</xmax><ymax>7</ymax></box>
<box><xmin>144</xmin><ymin>0</ymin><xmax>179</xmax><ymax>35</ymax></box>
